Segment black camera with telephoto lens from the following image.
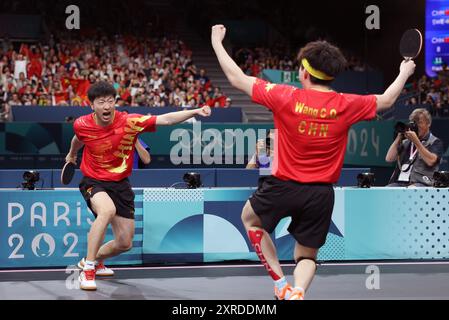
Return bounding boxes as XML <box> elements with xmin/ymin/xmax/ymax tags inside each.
<box><xmin>183</xmin><ymin>172</ymin><xmax>202</xmax><ymax>189</ymax></box>
<box><xmin>434</xmin><ymin>171</ymin><xmax>449</xmax><ymax>188</ymax></box>
<box><xmin>394</xmin><ymin>121</ymin><xmax>419</xmax><ymax>138</ymax></box>
<box><xmin>22</xmin><ymin>171</ymin><xmax>40</xmax><ymax>190</ymax></box>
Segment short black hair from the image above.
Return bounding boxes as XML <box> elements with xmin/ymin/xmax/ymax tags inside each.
<box><xmin>297</xmin><ymin>41</ymin><xmax>347</xmax><ymax>86</ymax></box>
<box><xmin>87</xmin><ymin>81</ymin><xmax>116</xmax><ymax>103</ymax></box>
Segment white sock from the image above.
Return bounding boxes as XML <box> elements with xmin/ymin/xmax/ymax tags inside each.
<box><xmin>274</xmin><ymin>277</ymin><xmax>288</xmax><ymax>289</ymax></box>
<box><xmin>294</xmin><ymin>286</ymin><xmax>305</xmax><ymax>294</ymax></box>
<box><xmin>84</xmin><ymin>259</ymin><xmax>96</xmax><ymax>270</ymax></box>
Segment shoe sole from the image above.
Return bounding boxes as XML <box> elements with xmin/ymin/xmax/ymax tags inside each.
<box><xmin>80</xmin><ymin>286</ymin><xmax>97</xmax><ymax>291</ymax></box>
<box><xmin>95</xmin><ymin>273</ymin><xmax>114</xmax><ymax>277</ymax></box>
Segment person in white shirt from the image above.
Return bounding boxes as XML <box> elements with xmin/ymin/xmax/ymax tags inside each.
<box><xmin>14</xmin><ymin>54</ymin><xmax>27</xmax><ymax>80</ymax></box>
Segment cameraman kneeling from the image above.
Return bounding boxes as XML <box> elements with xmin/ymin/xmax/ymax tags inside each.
<box><xmin>386</xmin><ymin>108</ymin><xmax>444</xmax><ymax>187</ymax></box>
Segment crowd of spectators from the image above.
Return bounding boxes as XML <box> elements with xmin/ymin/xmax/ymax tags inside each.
<box><xmin>0</xmin><ymin>32</ymin><xmax>230</xmax><ymax>114</ymax></box>
<box><xmin>234</xmin><ymin>46</ymin><xmax>299</xmax><ymax>76</ymax></box>
<box><xmin>234</xmin><ymin>45</ymin><xmax>369</xmax><ymax>78</ymax></box>
<box><xmin>403</xmin><ymin>68</ymin><xmax>449</xmax><ymax>118</ymax></box>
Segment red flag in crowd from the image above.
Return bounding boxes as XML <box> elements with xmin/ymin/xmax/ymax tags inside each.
<box><xmin>54</xmin><ymin>91</ymin><xmax>69</xmax><ymax>104</ymax></box>
<box><xmin>19</xmin><ymin>44</ymin><xmax>30</xmax><ymax>58</ymax></box>
<box><xmin>27</xmin><ymin>59</ymin><xmax>43</xmax><ymax>79</ymax></box>
<box><xmin>61</xmin><ymin>78</ymin><xmax>91</xmax><ymax>105</ymax></box>
<box><xmin>205</xmin><ymin>95</ymin><xmax>227</xmax><ymax>107</ymax></box>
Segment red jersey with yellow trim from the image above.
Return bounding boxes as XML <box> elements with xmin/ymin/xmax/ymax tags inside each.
<box><xmin>252</xmin><ymin>79</ymin><xmax>376</xmax><ymax>184</ymax></box>
<box><xmin>74</xmin><ymin>111</ymin><xmax>157</xmax><ymax>181</ymax></box>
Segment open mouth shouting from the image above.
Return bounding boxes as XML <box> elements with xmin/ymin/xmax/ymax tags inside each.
<box><xmin>101</xmin><ymin>111</ymin><xmax>113</xmax><ymax>122</ymax></box>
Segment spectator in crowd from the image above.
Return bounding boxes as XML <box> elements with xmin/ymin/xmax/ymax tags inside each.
<box><xmin>224</xmin><ymin>97</ymin><xmax>232</xmax><ymax>108</ymax></box>
<box><xmin>405</xmin><ymin>96</ymin><xmax>418</xmax><ymax>106</ymax></box>
<box><xmin>13</xmin><ymin>54</ymin><xmax>27</xmax><ymax>80</ymax></box>
<box><xmin>196</xmin><ymin>69</ymin><xmax>210</xmax><ymax>86</ymax></box>
<box><xmin>9</xmin><ymin>93</ymin><xmax>22</xmax><ymax>106</ymax></box>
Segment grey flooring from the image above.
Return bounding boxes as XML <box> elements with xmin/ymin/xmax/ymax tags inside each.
<box><xmin>0</xmin><ymin>262</ymin><xmax>449</xmax><ymax>300</ymax></box>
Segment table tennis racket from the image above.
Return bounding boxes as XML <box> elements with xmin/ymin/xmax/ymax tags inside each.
<box><xmin>61</xmin><ymin>162</ymin><xmax>76</xmax><ymax>185</ymax></box>
<box><xmin>400</xmin><ymin>28</ymin><xmax>423</xmax><ymax>61</ymax></box>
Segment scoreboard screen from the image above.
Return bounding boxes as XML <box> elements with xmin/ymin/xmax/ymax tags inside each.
<box><xmin>426</xmin><ymin>0</ymin><xmax>449</xmax><ymax>77</ymax></box>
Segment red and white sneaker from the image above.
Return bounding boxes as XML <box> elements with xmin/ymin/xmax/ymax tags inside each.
<box><xmin>288</xmin><ymin>288</ymin><xmax>305</xmax><ymax>300</ymax></box>
<box><xmin>77</xmin><ymin>258</ymin><xmax>114</xmax><ymax>277</ymax></box>
<box><xmin>274</xmin><ymin>283</ymin><xmax>294</xmax><ymax>300</ymax></box>
<box><xmin>79</xmin><ymin>269</ymin><xmax>97</xmax><ymax>291</ymax></box>
<box><xmin>95</xmin><ymin>261</ymin><xmax>114</xmax><ymax>277</ymax></box>
<box><xmin>274</xmin><ymin>284</ymin><xmax>305</xmax><ymax>300</ymax></box>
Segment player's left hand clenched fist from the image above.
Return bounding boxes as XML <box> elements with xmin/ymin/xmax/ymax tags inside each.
<box><xmin>197</xmin><ymin>105</ymin><xmax>212</xmax><ymax>117</ymax></box>
<box><xmin>211</xmin><ymin>25</ymin><xmax>227</xmax><ymax>44</ymax></box>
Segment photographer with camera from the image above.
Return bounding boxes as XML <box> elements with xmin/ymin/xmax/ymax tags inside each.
<box><xmin>247</xmin><ymin>131</ymin><xmax>275</xmax><ymax>171</ymax></box>
<box><xmin>386</xmin><ymin>108</ymin><xmax>444</xmax><ymax>187</ymax></box>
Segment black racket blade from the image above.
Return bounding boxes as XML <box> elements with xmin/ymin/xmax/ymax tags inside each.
<box><xmin>61</xmin><ymin>162</ymin><xmax>76</xmax><ymax>185</ymax></box>
<box><xmin>400</xmin><ymin>29</ymin><xmax>423</xmax><ymax>60</ymax></box>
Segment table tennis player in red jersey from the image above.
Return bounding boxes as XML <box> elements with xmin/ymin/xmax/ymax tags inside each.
<box><xmin>211</xmin><ymin>25</ymin><xmax>416</xmax><ymax>300</ymax></box>
<box><xmin>65</xmin><ymin>81</ymin><xmax>211</xmax><ymax>290</ymax></box>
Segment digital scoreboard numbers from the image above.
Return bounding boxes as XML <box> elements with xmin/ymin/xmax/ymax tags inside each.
<box><xmin>426</xmin><ymin>0</ymin><xmax>449</xmax><ymax>77</ymax></box>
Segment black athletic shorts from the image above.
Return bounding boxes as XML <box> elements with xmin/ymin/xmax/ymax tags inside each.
<box><xmin>249</xmin><ymin>175</ymin><xmax>334</xmax><ymax>249</ymax></box>
<box><xmin>79</xmin><ymin>176</ymin><xmax>135</xmax><ymax>220</ymax></box>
